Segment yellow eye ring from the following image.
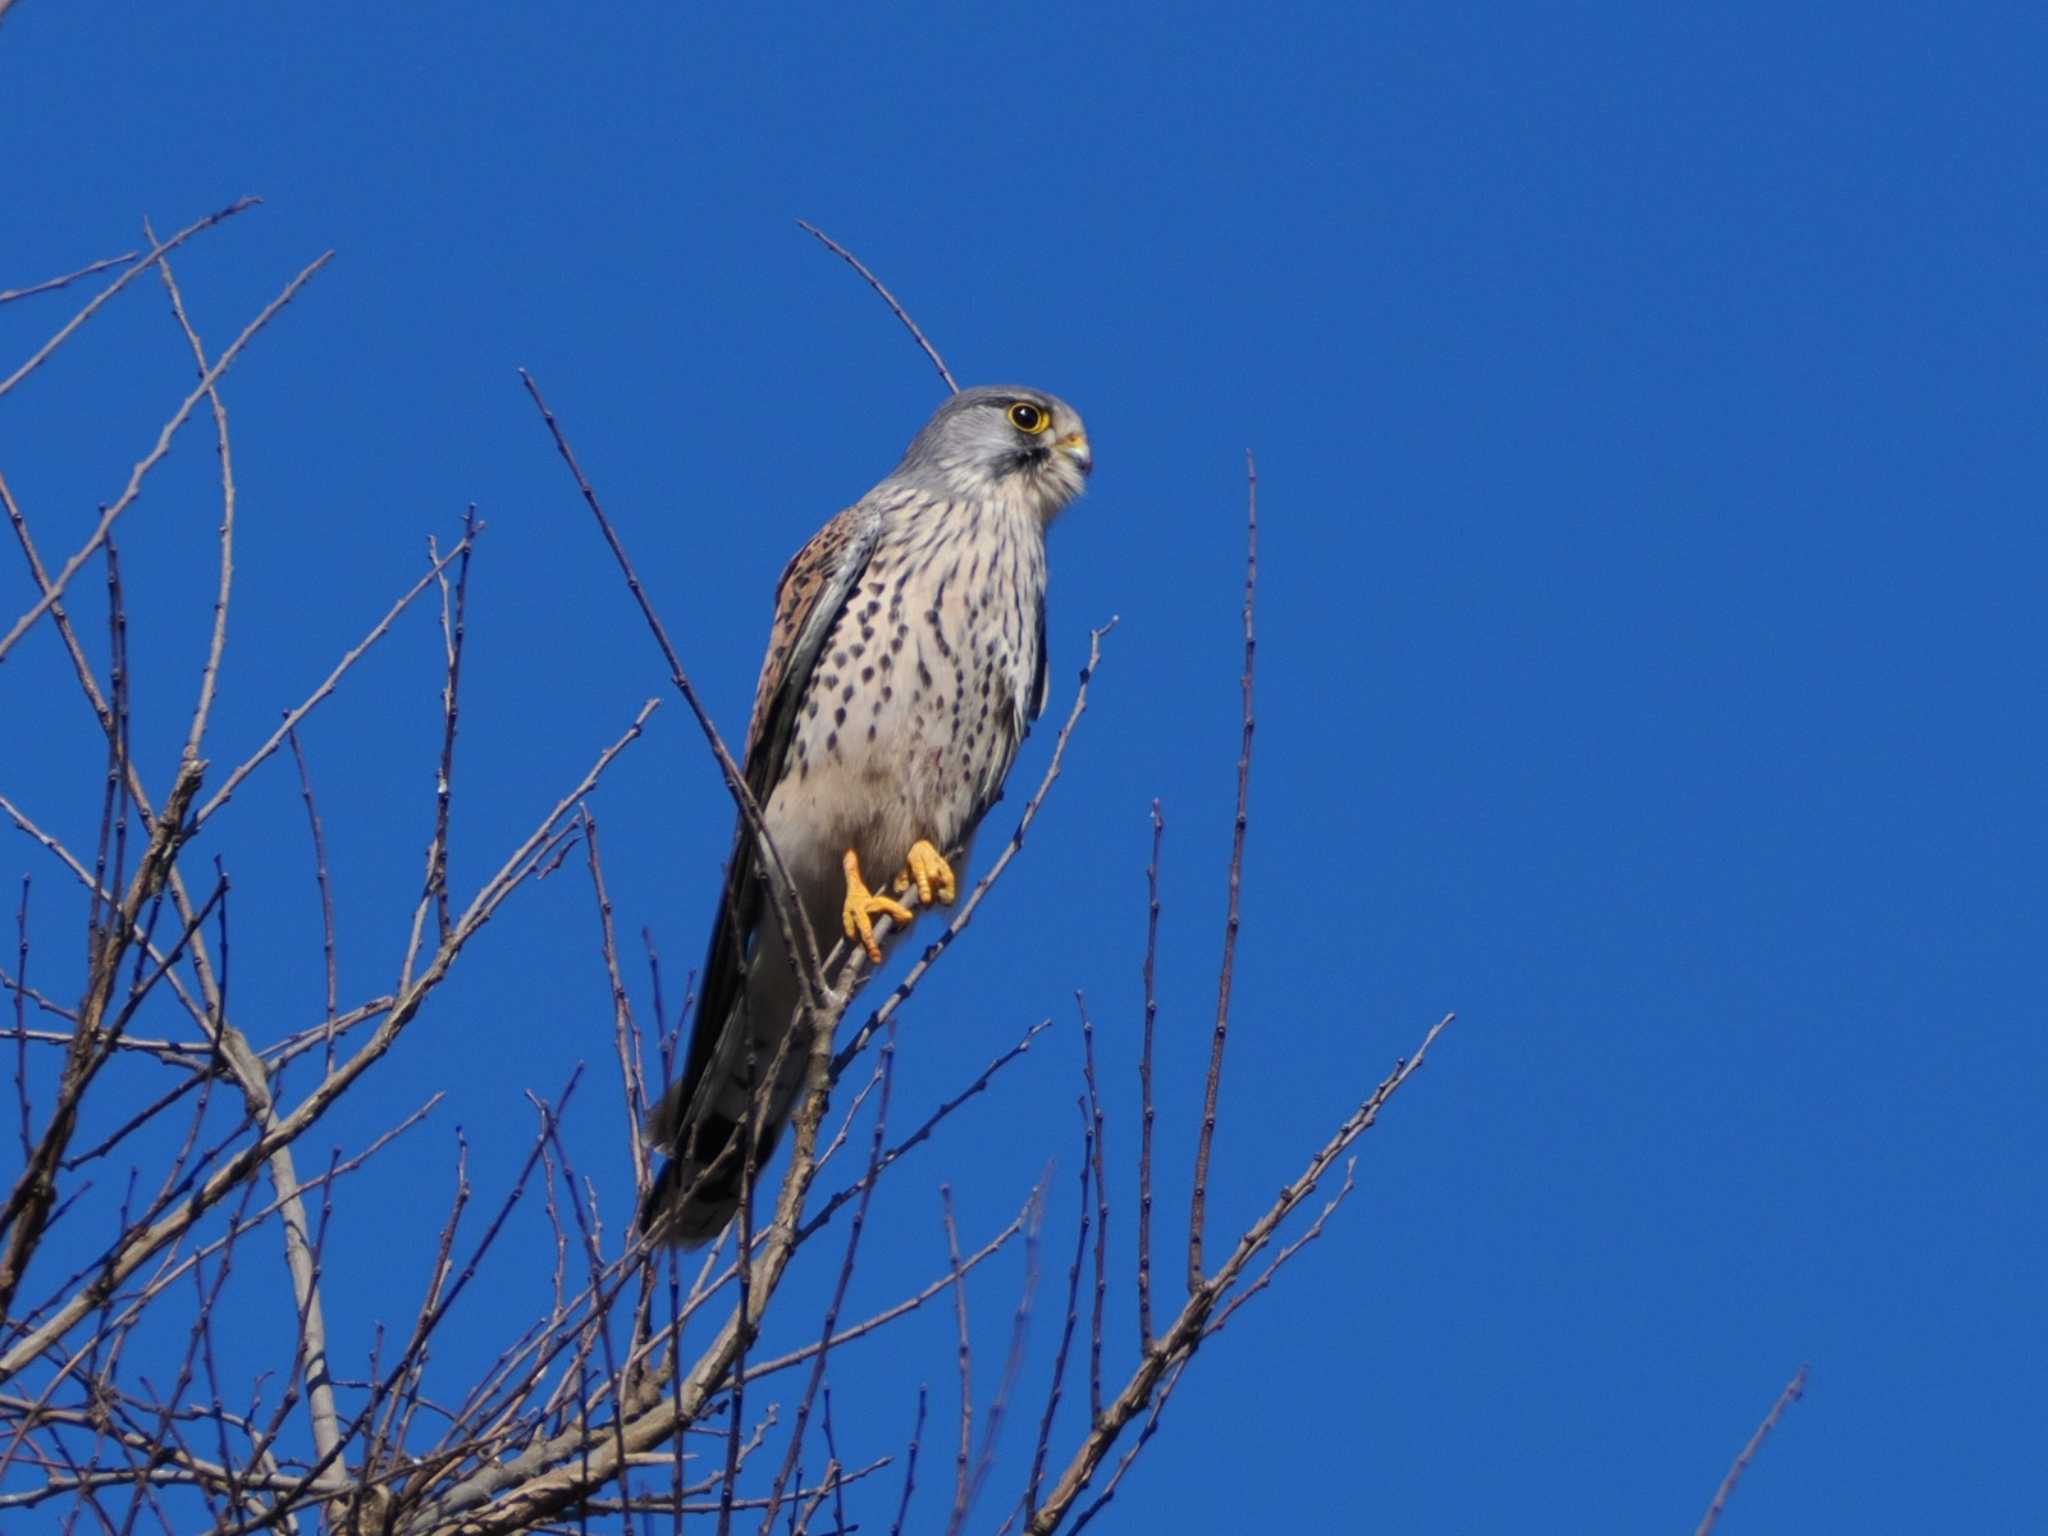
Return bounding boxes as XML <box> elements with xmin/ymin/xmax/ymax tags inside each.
<box><xmin>1007</xmin><ymin>401</ymin><xmax>1052</xmax><ymax>434</ymax></box>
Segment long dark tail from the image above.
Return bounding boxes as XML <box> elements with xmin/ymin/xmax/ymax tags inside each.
<box><xmin>640</xmin><ymin>826</ymin><xmax>764</xmax><ymax>1247</ymax></box>
<box><xmin>638</xmin><ymin>1111</ymin><xmax>782</xmax><ymax>1248</ymax></box>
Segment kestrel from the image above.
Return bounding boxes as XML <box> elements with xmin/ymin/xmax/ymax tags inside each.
<box><xmin>641</xmin><ymin>386</ymin><xmax>1092</xmax><ymax>1245</ymax></box>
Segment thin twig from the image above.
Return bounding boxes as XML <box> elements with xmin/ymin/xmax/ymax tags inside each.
<box><xmin>794</xmin><ymin>222</ymin><xmax>959</xmax><ymax>393</ymax></box>
<box><xmin>965</xmin><ymin>1175</ymin><xmax>1044</xmax><ymax>1531</ymax></box>
<box><xmin>425</xmin><ymin>508</ymin><xmax>479</xmax><ymax>945</ymax></box>
<box><xmin>143</xmin><ymin>215</ymin><xmax>238</xmax><ymax>767</ymax></box>
<box><xmin>821</xmin><ymin>1389</ymin><xmax>847</xmax><ymax>1536</ymax></box>
<box><xmin>1023</xmin><ymin>1099</ymin><xmax>1091</xmax><ymax>1524</ymax></box>
<box><xmin>12</xmin><ymin>878</ymin><xmax>29</xmax><ymax>1167</ymax></box>
<box><xmin>283</xmin><ymin>730</ymin><xmax>339</xmax><ymax>1064</ymax></box>
<box><xmin>1188</xmin><ymin>452</ymin><xmax>1258</xmax><ymax>1291</ymax></box>
<box><xmin>801</xmin><ymin>1018</ymin><xmax>1051</xmax><ymax>1242</ymax></box>
<box><xmin>737</xmin><ymin>1208</ymin><xmax>1031</xmax><ymax>1387</ymax></box>
<box><xmin>582</xmin><ymin>809</ymin><xmax>647</xmax><ymax>1197</ymax></box>
<box><xmin>1079</xmin><ymin>999</ymin><xmax>1109</xmax><ymax>1431</ymax></box>
<box><xmin>889</xmin><ymin>1387</ymin><xmax>928</xmax><ymax>1536</ymax></box>
<box><xmin>1694</xmin><ymin>1365</ymin><xmax>1810</xmax><ymax>1536</ymax></box>
<box><xmin>0</xmin><ymin>250</ymin><xmax>140</xmax><ymax>306</ymax></box>
<box><xmin>719</xmin><ymin>1035</ymin><xmax>761</xmax><ymax>1536</ymax></box>
<box><xmin>942</xmin><ymin>1187</ymin><xmax>973</xmax><ymax>1536</ymax></box>
<box><xmin>518</xmin><ymin>371</ymin><xmax>831</xmax><ymax>1033</ymax></box>
<box><xmin>1137</xmin><ymin>799</ymin><xmax>1162</xmax><ymax>1350</ymax></box>
<box><xmin>1206</xmin><ymin>1159</ymin><xmax>1357</xmax><ymax>1337</ymax></box>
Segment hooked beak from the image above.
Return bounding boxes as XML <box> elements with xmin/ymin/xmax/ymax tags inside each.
<box><xmin>1057</xmin><ymin>432</ymin><xmax>1093</xmax><ymax>477</ymax></box>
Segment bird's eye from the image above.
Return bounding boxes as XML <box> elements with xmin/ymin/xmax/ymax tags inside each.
<box><xmin>1007</xmin><ymin>401</ymin><xmax>1051</xmax><ymax>434</ymax></box>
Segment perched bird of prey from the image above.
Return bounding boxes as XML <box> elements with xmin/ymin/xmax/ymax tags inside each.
<box><xmin>641</xmin><ymin>386</ymin><xmax>1093</xmax><ymax>1246</ymax></box>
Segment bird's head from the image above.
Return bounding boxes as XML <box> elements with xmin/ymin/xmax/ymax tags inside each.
<box><xmin>894</xmin><ymin>385</ymin><xmax>1092</xmax><ymax>521</ymax></box>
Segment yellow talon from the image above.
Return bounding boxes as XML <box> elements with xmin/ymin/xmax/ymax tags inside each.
<box><xmin>842</xmin><ymin>849</ymin><xmax>913</xmax><ymax>964</ymax></box>
<box><xmin>892</xmin><ymin>839</ymin><xmax>957</xmax><ymax>907</ymax></box>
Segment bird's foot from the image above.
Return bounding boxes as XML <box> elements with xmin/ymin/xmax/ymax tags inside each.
<box><xmin>842</xmin><ymin>848</ymin><xmax>913</xmax><ymax>964</ymax></box>
<box><xmin>892</xmin><ymin>839</ymin><xmax>958</xmax><ymax>907</ymax></box>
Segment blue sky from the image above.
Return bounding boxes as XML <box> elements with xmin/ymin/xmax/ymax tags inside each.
<box><xmin>3</xmin><ymin>2</ymin><xmax>2044</xmax><ymax>1530</ymax></box>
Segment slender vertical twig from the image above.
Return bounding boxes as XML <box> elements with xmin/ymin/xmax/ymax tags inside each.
<box><xmin>820</xmin><ymin>1389</ymin><xmax>847</xmax><ymax>1536</ymax></box>
<box><xmin>582</xmin><ymin>809</ymin><xmax>647</xmax><ymax>1195</ymax></box>
<box><xmin>283</xmin><ymin>730</ymin><xmax>338</xmax><ymax>1064</ymax></box>
<box><xmin>1078</xmin><ymin>999</ymin><xmax>1109</xmax><ymax>1430</ymax></box>
<box><xmin>1188</xmin><ymin>452</ymin><xmax>1258</xmax><ymax>1291</ymax></box>
<box><xmin>12</xmin><ymin>876</ymin><xmax>31</xmax><ymax>1165</ymax></box>
<box><xmin>962</xmin><ymin>1175</ymin><xmax>1044</xmax><ymax>1530</ymax></box>
<box><xmin>718</xmin><ymin>1032</ymin><xmax>764</xmax><ymax>1536</ymax></box>
<box><xmin>941</xmin><ymin>1187</ymin><xmax>973</xmax><ymax>1536</ymax></box>
<box><xmin>142</xmin><ymin>217</ymin><xmax>237</xmax><ymax>769</ymax></box>
<box><xmin>90</xmin><ymin>536</ymin><xmax>133</xmax><ymax>978</ymax></box>
<box><xmin>888</xmin><ymin>1387</ymin><xmax>927</xmax><ymax>1536</ymax></box>
<box><xmin>1024</xmin><ymin>1099</ymin><xmax>1091</xmax><ymax>1524</ymax></box>
<box><xmin>426</xmin><ymin>508</ymin><xmax>478</xmax><ymax>944</ymax></box>
<box><xmin>1137</xmin><ymin>800</ymin><xmax>1162</xmax><ymax>1350</ymax></box>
